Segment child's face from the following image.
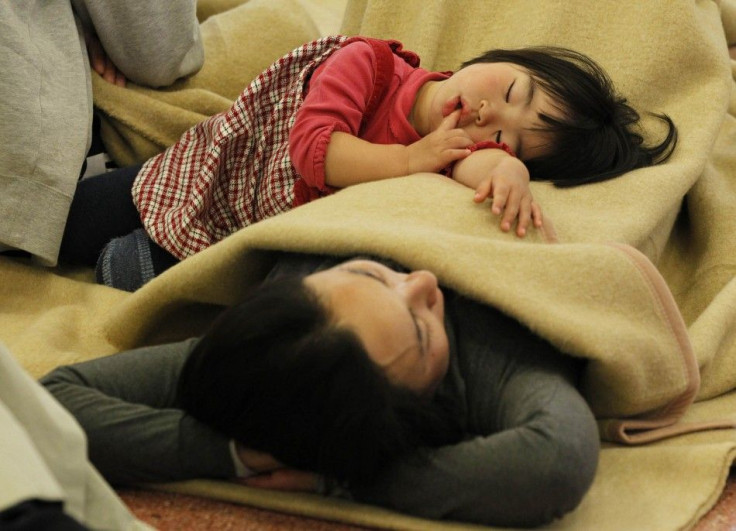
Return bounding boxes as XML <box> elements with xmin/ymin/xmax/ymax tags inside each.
<box><xmin>425</xmin><ymin>62</ymin><xmax>561</xmax><ymax>160</ymax></box>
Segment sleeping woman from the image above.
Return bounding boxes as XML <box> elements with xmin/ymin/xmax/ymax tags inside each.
<box><xmin>41</xmin><ymin>251</ymin><xmax>599</xmax><ymax>528</ymax></box>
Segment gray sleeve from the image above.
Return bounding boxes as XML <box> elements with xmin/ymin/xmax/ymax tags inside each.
<box><xmin>40</xmin><ymin>339</ymin><xmax>235</xmax><ymax>485</ymax></box>
<box><xmin>353</xmin><ymin>368</ymin><xmax>599</xmax><ymax>527</ymax></box>
<box><xmin>71</xmin><ymin>0</ymin><xmax>204</xmax><ymax>87</ymax></box>
<box><xmin>351</xmin><ymin>301</ymin><xmax>600</xmax><ymax>528</ymax></box>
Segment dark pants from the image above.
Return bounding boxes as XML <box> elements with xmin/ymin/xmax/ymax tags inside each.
<box><xmin>59</xmin><ymin>165</ymin><xmax>143</xmax><ymax>267</ymax></box>
<box><xmin>0</xmin><ymin>501</ymin><xmax>88</xmax><ymax>530</ymax></box>
<box><xmin>58</xmin><ymin>165</ymin><xmax>177</xmax><ymax>275</ymax></box>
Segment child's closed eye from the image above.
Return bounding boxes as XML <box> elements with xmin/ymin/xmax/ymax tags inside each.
<box><xmin>505</xmin><ymin>80</ymin><xmax>515</xmax><ymax>102</ymax></box>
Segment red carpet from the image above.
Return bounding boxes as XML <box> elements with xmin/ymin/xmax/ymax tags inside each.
<box><xmin>119</xmin><ymin>470</ymin><xmax>736</xmax><ymax>530</ymax></box>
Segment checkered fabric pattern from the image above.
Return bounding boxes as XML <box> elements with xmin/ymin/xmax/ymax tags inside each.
<box><xmin>132</xmin><ymin>35</ymin><xmax>349</xmax><ymax>260</ymax></box>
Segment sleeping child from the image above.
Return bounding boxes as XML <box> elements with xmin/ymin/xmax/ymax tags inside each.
<box><xmin>59</xmin><ymin>35</ymin><xmax>678</xmax><ymax>291</ymax></box>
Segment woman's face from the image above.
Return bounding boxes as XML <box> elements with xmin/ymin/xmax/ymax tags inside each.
<box><xmin>305</xmin><ymin>259</ymin><xmax>450</xmax><ymax>396</ymax></box>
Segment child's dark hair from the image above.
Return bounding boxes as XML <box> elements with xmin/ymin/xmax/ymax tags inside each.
<box><xmin>178</xmin><ymin>276</ymin><xmax>460</xmax><ymax>485</ymax></box>
<box><xmin>462</xmin><ymin>46</ymin><xmax>678</xmax><ymax>186</ymax></box>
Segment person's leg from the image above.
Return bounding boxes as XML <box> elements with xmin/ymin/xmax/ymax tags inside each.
<box><xmin>78</xmin><ymin>114</ymin><xmax>116</xmax><ymax>180</ymax></box>
<box><xmin>59</xmin><ymin>165</ymin><xmax>179</xmax><ymax>291</ymax></box>
<box><xmin>95</xmin><ymin>228</ymin><xmax>179</xmax><ymax>292</ymax></box>
<box><xmin>59</xmin><ymin>165</ymin><xmax>143</xmax><ymax>266</ymax></box>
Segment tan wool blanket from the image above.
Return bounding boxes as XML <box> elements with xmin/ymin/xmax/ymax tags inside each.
<box><xmin>3</xmin><ymin>0</ymin><xmax>736</xmax><ymax>529</ymax></box>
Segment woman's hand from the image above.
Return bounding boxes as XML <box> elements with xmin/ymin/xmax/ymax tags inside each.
<box><xmin>239</xmin><ymin>469</ymin><xmax>322</xmax><ymax>493</ymax></box>
<box><xmin>234</xmin><ymin>443</ymin><xmax>321</xmax><ymax>492</ymax></box>
<box><xmin>406</xmin><ymin>110</ymin><xmax>473</xmax><ymax>174</ymax></box>
<box><xmin>83</xmin><ymin>28</ymin><xmax>126</xmax><ymax>87</ymax></box>
<box><xmin>453</xmin><ymin>149</ymin><xmax>543</xmax><ymax>237</ymax></box>
<box><xmin>235</xmin><ymin>443</ymin><xmax>281</xmax><ymax>473</ymax></box>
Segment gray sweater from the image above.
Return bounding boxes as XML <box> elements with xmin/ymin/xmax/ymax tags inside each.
<box><xmin>0</xmin><ymin>0</ymin><xmax>202</xmax><ymax>264</ymax></box>
<box><xmin>42</xmin><ymin>253</ymin><xmax>600</xmax><ymax>527</ymax></box>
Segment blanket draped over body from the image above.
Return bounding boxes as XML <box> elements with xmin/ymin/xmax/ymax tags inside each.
<box><xmin>3</xmin><ymin>0</ymin><xmax>736</xmax><ymax>529</ymax></box>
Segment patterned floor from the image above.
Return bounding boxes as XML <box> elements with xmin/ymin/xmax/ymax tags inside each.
<box><xmin>119</xmin><ymin>473</ymin><xmax>736</xmax><ymax>531</ymax></box>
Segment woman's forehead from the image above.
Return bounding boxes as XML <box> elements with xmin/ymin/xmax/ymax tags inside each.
<box><xmin>306</xmin><ymin>268</ymin><xmax>422</xmax><ymax>375</ymax></box>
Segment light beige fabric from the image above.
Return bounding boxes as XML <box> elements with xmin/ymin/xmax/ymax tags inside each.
<box><xmin>0</xmin><ymin>343</ymin><xmax>151</xmax><ymax>530</ymax></box>
<box><xmin>3</xmin><ymin>0</ymin><xmax>736</xmax><ymax>529</ymax></box>
<box><xmin>92</xmin><ymin>0</ymin><xmax>322</xmax><ymax>166</ymax></box>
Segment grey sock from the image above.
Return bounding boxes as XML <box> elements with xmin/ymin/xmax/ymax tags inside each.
<box><xmin>96</xmin><ymin>229</ymin><xmax>156</xmax><ymax>292</ymax></box>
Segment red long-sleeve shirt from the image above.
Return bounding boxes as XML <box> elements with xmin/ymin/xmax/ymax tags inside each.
<box><xmin>289</xmin><ymin>40</ymin><xmax>448</xmax><ymax>196</ymax></box>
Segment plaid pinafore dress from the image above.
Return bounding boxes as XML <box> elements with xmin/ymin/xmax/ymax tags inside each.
<box><xmin>132</xmin><ymin>35</ymin><xmax>419</xmax><ymax>259</ymax></box>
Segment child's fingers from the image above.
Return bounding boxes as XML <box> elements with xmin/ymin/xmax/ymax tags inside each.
<box><xmin>515</xmin><ymin>199</ymin><xmax>532</xmax><ymax>237</ymax></box>
<box><xmin>438</xmin><ymin>147</ymin><xmax>471</xmax><ymax>171</ymax></box>
<box><xmin>438</xmin><ymin>109</ymin><xmax>461</xmax><ymax>131</ymax></box>
<box><xmin>499</xmin><ymin>189</ymin><xmax>520</xmax><ymax>232</ymax></box>
<box><xmin>445</xmin><ymin>129</ymin><xmax>475</xmax><ymax>146</ymax></box>
<box><xmin>449</xmin><ymin>147</ymin><xmax>472</xmax><ymax>163</ymax></box>
<box><xmin>531</xmin><ymin>201</ymin><xmax>543</xmax><ymax>227</ymax></box>
<box><xmin>473</xmin><ymin>180</ymin><xmax>493</xmax><ymax>203</ymax></box>
<box><xmin>440</xmin><ymin>131</ymin><xmax>474</xmax><ymax>154</ymax></box>
<box><xmin>490</xmin><ymin>184</ymin><xmax>509</xmax><ymax>216</ymax></box>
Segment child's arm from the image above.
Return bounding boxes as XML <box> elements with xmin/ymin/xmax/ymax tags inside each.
<box><xmin>452</xmin><ymin>148</ymin><xmax>543</xmax><ymax>237</ymax></box>
<box><xmin>324</xmin><ymin>110</ymin><xmax>472</xmax><ymax>187</ymax></box>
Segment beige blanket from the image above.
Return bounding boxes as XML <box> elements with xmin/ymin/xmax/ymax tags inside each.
<box><xmin>3</xmin><ymin>0</ymin><xmax>736</xmax><ymax>529</ymax></box>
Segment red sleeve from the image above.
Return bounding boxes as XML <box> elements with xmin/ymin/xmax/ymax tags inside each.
<box><xmin>468</xmin><ymin>140</ymin><xmax>515</xmax><ymax>157</ymax></box>
<box><xmin>289</xmin><ymin>41</ymin><xmax>377</xmax><ymax>191</ymax></box>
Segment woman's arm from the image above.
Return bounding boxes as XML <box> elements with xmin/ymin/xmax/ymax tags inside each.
<box><xmin>40</xmin><ymin>340</ymin><xmax>235</xmax><ymax>485</ymax></box>
<box><xmin>354</xmin><ymin>373</ymin><xmax>598</xmax><ymax>527</ymax></box>
<box><xmin>351</xmin><ymin>302</ymin><xmax>599</xmax><ymax>527</ymax></box>
<box><xmin>352</xmin><ymin>379</ymin><xmax>598</xmax><ymax>527</ymax></box>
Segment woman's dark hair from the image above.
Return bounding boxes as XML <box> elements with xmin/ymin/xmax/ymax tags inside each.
<box><xmin>178</xmin><ymin>276</ymin><xmax>460</xmax><ymax>485</ymax></box>
<box><xmin>462</xmin><ymin>46</ymin><xmax>678</xmax><ymax>186</ymax></box>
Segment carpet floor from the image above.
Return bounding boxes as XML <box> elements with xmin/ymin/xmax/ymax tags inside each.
<box><xmin>118</xmin><ymin>488</ymin><xmax>368</xmax><ymax>530</ymax></box>
<box><xmin>118</xmin><ymin>469</ymin><xmax>736</xmax><ymax>530</ymax></box>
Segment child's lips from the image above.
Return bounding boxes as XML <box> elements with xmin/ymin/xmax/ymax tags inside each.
<box><xmin>442</xmin><ymin>96</ymin><xmax>464</xmax><ymax>118</ymax></box>
<box><xmin>442</xmin><ymin>96</ymin><xmax>470</xmax><ymax>124</ymax></box>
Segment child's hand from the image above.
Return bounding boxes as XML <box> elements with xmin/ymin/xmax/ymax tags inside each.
<box><xmin>453</xmin><ymin>149</ymin><xmax>542</xmax><ymax>237</ymax></box>
<box><xmin>406</xmin><ymin>110</ymin><xmax>473</xmax><ymax>174</ymax></box>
